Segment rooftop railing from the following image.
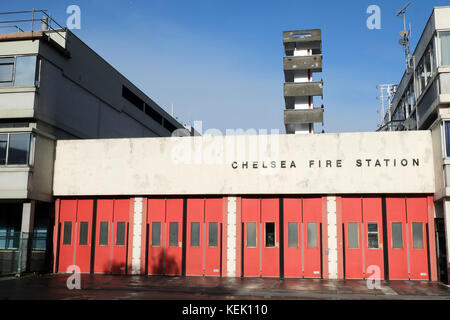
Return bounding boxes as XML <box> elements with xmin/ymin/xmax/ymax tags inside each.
<box><xmin>0</xmin><ymin>9</ymin><xmax>66</xmax><ymax>47</ymax></box>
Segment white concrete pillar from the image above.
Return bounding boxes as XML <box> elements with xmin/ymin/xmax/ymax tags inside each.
<box><xmin>226</xmin><ymin>197</ymin><xmax>237</xmax><ymax>277</ymax></box>
<box><xmin>327</xmin><ymin>196</ymin><xmax>338</xmax><ymax>279</ymax></box>
<box><xmin>131</xmin><ymin>197</ymin><xmax>143</xmax><ymax>275</ymax></box>
<box><xmin>20</xmin><ymin>201</ymin><xmax>35</xmax><ymax>272</ymax></box>
<box><xmin>293</xmin><ymin>46</ymin><xmax>313</xmax><ymax>134</ymax></box>
<box><xmin>443</xmin><ymin>199</ymin><xmax>450</xmax><ymax>280</ymax></box>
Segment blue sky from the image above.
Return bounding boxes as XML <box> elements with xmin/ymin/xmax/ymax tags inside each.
<box><xmin>2</xmin><ymin>0</ymin><xmax>449</xmax><ymax>133</ymax></box>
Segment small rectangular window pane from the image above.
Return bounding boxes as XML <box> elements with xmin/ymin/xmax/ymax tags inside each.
<box><xmin>440</xmin><ymin>31</ymin><xmax>450</xmax><ymax>66</ymax></box>
<box><xmin>190</xmin><ymin>222</ymin><xmax>200</xmax><ymax>247</ymax></box>
<box><xmin>99</xmin><ymin>221</ymin><xmax>109</xmax><ymax>245</ymax></box>
<box><xmin>288</xmin><ymin>222</ymin><xmax>298</xmax><ymax>248</ymax></box>
<box><xmin>116</xmin><ymin>222</ymin><xmax>126</xmax><ymax>246</ymax></box>
<box><xmin>151</xmin><ymin>222</ymin><xmax>161</xmax><ymax>246</ymax></box>
<box><xmin>0</xmin><ymin>134</ymin><xmax>7</xmax><ymax>165</ymax></box>
<box><xmin>367</xmin><ymin>223</ymin><xmax>379</xmax><ymax>249</ymax></box>
<box><xmin>246</xmin><ymin>222</ymin><xmax>256</xmax><ymax>248</ymax></box>
<box><xmin>265</xmin><ymin>222</ymin><xmax>275</xmax><ymax>248</ymax></box>
<box><xmin>79</xmin><ymin>222</ymin><xmax>88</xmax><ymax>245</ymax></box>
<box><xmin>445</xmin><ymin>122</ymin><xmax>450</xmax><ymax>157</ymax></box>
<box><xmin>14</xmin><ymin>56</ymin><xmax>36</xmax><ymax>86</ymax></box>
<box><xmin>348</xmin><ymin>222</ymin><xmax>359</xmax><ymax>249</ymax></box>
<box><xmin>412</xmin><ymin>222</ymin><xmax>424</xmax><ymax>249</ymax></box>
<box><xmin>208</xmin><ymin>222</ymin><xmax>218</xmax><ymax>247</ymax></box>
<box><xmin>169</xmin><ymin>222</ymin><xmax>178</xmax><ymax>246</ymax></box>
<box><xmin>8</xmin><ymin>133</ymin><xmax>31</xmax><ymax>165</ymax></box>
<box><xmin>62</xmin><ymin>222</ymin><xmax>72</xmax><ymax>245</ymax></box>
<box><xmin>0</xmin><ymin>57</ymin><xmax>14</xmax><ymax>83</ymax></box>
<box><xmin>392</xmin><ymin>222</ymin><xmax>403</xmax><ymax>249</ymax></box>
<box><xmin>307</xmin><ymin>222</ymin><xmax>318</xmax><ymax>248</ymax></box>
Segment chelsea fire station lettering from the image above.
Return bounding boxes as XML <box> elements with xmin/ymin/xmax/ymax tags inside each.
<box><xmin>231</xmin><ymin>158</ymin><xmax>420</xmax><ymax>169</ymax></box>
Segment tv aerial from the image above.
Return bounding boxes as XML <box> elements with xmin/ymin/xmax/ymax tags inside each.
<box><xmin>397</xmin><ymin>3</ymin><xmax>412</xmax><ymax>70</ymax></box>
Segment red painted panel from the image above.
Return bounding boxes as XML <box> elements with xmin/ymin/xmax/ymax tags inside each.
<box><xmin>74</xmin><ymin>199</ymin><xmax>93</xmax><ymax>273</ymax></box>
<box><xmin>261</xmin><ymin>198</ymin><xmax>279</xmax><ymax>277</ymax></box>
<box><xmin>165</xmin><ymin>199</ymin><xmax>183</xmax><ymax>275</ymax></box>
<box><xmin>303</xmin><ymin>197</ymin><xmax>322</xmax><ymax>278</ymax></box>
<box><xmin>58</xmin><ymin>200</ymin><xmax>77</xmax><ymax>273</ymax></box>
<box><xmin>341</xmin><ymin>197</ymin><xmax>363</xmax><ymax>279</ymax></box>
<box><xmin>112</xmin><ymin>199</ymin><xmax>130</xmax><ymax>274</ymax></box>
<box><xmin>362</xmin><ymin>197</ymin><xmax>384</xmax><ymax>280</ymax></box>
<box><xmin>186</xmin><ymin>198</ymin><xmax>204</xmax><ymax>276</ymax></box>
<box><xmin>147</xmin><ymin>199</ymin><xmax>165</xmax><ymax>275</ymax></box>
<box><xmin>205</xmin><ymin>198</ymin><xmax>223</xmax><ymax>276</ymax></box>
<box><xmin>241</xmin><ymin>198</ymin><xmax>260</xmax><ymax>277</ymax></box>
<box><xmin>386</xmin><ymin>197</ymin><xmax>408</xmax><ymax>280</ymax></box>
<box><xmin>283</xmin><ymin>198</ymin><xmax>302</xmax><ymax>278</ymax></box>
<box><xmin>406</xmin><ymin>197</ymin><xmax>429</xmax><ymax>280</ymax></box>
<box><xmin>94</xmin><ymin>199</ymin><xmax>113</xmax><ymax>274</ymax></box>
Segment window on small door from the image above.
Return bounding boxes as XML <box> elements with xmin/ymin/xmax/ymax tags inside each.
<box><xmin>246</xmin><ymin>222</ymin><xmax>256</xmax><ymax>248</ymax></box>
<box><xmin>208</xmin><ymin>222</ymin><xmax>218</xmax><ymax>247</ymax></box>
<box><xmin>288</xmin><ymin>222</ymin><xmax>298</xmax><ymax>248</ymax></box>
<box><xmin>347</xmin><ymin>223</ymin><xmax>359</xmax><ymax>249</ymax></box>
<box><xmin>367</xmin><ymin>223</ymin><xmax>379</xmax><ymax>249</ymax></box>
<box><xmin>151</xmin><ymin>222</ymin><xmax>161</xmax><ymax>246</ymax></box>
<box><xmin>265</xmin><ymin>222</ymin><xmax>275</xmax><ymax>248</ymax></box>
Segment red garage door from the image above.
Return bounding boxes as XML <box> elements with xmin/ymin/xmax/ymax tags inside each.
<box><xmin>58</xmin><ymin>200</ymin><xmax>77</xmax><ymax>273</ymax></box>
<box><xmin>341</xmin><ymin>197</ymin><xmax>383</xmax><ymax>279</ymax></box>
<box><xmin>74</xmin><ymin>199</ymin><xmax>94</xmax><ymax>273</ymax></box>
<box><xmin>283</xmin><ymin>198</ymin><xmax>302</xmax><ymax>278</ymax></box>
<box><xmin>302</xmin><ymin>198</ymin><xmax>322</xmax><ymax>278</ymax></box>
<box><xmin>147</xmin><ymin>198</ymin><xmax>183</xmax><ymax>276</ymax></box>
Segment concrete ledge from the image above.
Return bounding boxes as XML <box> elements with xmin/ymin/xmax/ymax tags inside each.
<box><xmin>284</xmin><ymin>108</ymin><xmax>323</xmax><ymax>125</ymax></box>
<box><xmin>284</xmin><ymin>82</ymin><xmax>323</xmax><ymax>97</ymax></box>
<box><xmin>284</xmin><ymin>55</ymin><xmax>322</xmax><ymax>72</ymax></box>
<box><xmin>283</xmin><ymin>29</ymin><xmax>321</xmax><ymax>52</ymax></box>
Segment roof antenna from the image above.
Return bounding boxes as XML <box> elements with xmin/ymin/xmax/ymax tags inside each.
<box><xmin>397</xmin><ymin>2</ymin><xmax>412</xmax><ymax>71</ymax></box>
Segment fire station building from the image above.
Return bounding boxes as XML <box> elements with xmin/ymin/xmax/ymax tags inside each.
<box><xmin>51</xmin><ymin>131</ymin><xmax>440</xmax><ymax>281</ymax></box>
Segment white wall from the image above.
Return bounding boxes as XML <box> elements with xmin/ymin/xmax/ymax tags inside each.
<box><xmin>53</xmin><ymin>131</ymin><xmax>435</xmax><ymax>196</ymax></box>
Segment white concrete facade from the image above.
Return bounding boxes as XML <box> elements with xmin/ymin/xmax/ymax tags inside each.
<box><xmin>53</xmin><ymin>131</ymin><xmax>435</xmax><ymax>197</ymax></box>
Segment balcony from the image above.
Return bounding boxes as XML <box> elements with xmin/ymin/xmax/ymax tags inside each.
<box><xmin>284</xmin><ymin>108</ymin><xmax>323</xmax><ymax>125</ymax></box>
<box><xmin>284</xmin><ymin>81</ymin><xmax>323</xmax><ymax>98</ymax></box>
<box><xmin>283</xmin><ymin>29</ymin><xmax>321</xmax><ymax>54</ymax></box>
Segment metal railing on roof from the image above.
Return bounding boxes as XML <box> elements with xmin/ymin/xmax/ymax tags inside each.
<box><xmin>0</xmin><ymin>9</ymin><xmax>66</xmax><ymax>47</ymax></box>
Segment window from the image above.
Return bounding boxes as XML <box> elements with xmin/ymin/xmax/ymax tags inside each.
<box><xmin>116</xmin><ymin>222</ymin><xmax>126</xmax><ymax>246</ymax></box>
<box><xmin>392</xmin><ymin>222</ymin><xmax>403</xmax><ymax>249</ymax></box>
<box><xmin>0</xmin><ymin>134</ymin><xmax>6</xmax><ymax>165</ymax></box>
<box><xmin>246</xmin><ymin>222</ymin><xmax>256</xmax><ymax>248</ymax></box>
<box><xmin>0</xmin><ymin>56</ymin><xmax>37</xmax><ymax>87</ymax></box>
<box><xmin>445</xmin><ymin>121</ymin><xmax>450</xmax><ymax>157</ymax></box>
<box><xmin>99</xmin><ymin>221</ymin><xmax>109</xmax><ymax>246</ymax></box>
<box><xmin>79</xmin><ymin>222</ymin><xmax>88</xmax><ymax>245</ymax></box>
<box><xmin>8</xmin><ymin>133</ymin><xmax>31</xmax><ymax>165</ymax></box>
<box><xmin>416</xmin><ymin>60</ymin><xmax>426</xmax><ymax>95</ymax></box>
<box><xmin>169</xmin><ymin>222</ymin><xmax>178</xmax><ymax>246</ymax></box>
<box><xmin>62</xmin><ymin>222</ymin><xmax>72</xmax><ymax>245</ymax></box>
<box><xmin>288</xmin><ymin>222</ymin><xmax>298</xmax><ymax>248</ymax></box>
<box><xmin>367</xmin><ymin>223</ymin><xmax>379</xmax><ymax>249</ymax></box>
<box><xmin>14</xmin><ymin>56</ymin><xmax>37</xmax><ymax>86</ymax></box>
<box><xmin>440</xmin><ymin>31</ymin><xmax>450</xmax><ymax>66</ymax></box>
<box><xmin>0</xmin><ymin>57</ymin><xmax>14</xmax><ymax>85</ymax></box>
<box><xmin>265</xmin><ymin>222</ymin><xmax>275</xmax><ymax>248</ymax></box>
<box><xmin>151</xmin><ymin>222</ymin><xmax>161</xmax><ymax>246</ymax></box>
<box><xmin>0</xmin><ymin>133</ymin><xmax>32</xmax><ymax>166</ymax></box>
<box><xmin>307</xmin><ymin>222</ymin><xmax>318</xmax><ymax>248</ymax></box>
<box><xmin>347</xmin><ymin>223</ymin><xmax>359</xmax><ymax>249</ymax></box>
<box><xmin>190</xmin><ymin>222</ymin><xmax>200</xmax><ymax>247</ymax></box>
<box><xmin>208</xmin><ymin>222</ymin><xmax>218</xmax><ymax>247</ymax></box>
<box><xmin>412</xmin><ymin>222</ymin><xmax>424</xmax><ymax>249</ymax></box>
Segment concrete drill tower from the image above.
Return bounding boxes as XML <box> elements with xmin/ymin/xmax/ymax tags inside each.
<box><xmin>283</xmin><ymin>29</ymin><xmax>323</xmax><ymax>134</ymax></box>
